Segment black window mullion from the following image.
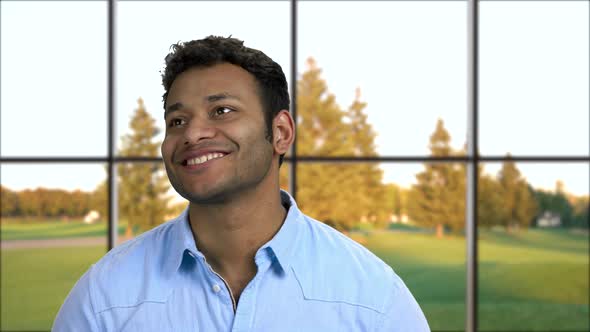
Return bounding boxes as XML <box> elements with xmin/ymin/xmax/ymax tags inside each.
<box><xmin>290</xmin><ymin>0</ymin><xmax>298</xmax><ymax>200</ymax></box>
<box><xmin>107</xmin><ymin>0</ymin><xmax>117</xmax><ymax>251</ymax></box>
<box><xmin>467</xmin><ymin>0</ymin><xmax>479</xmax><ymax>331</ymax></box>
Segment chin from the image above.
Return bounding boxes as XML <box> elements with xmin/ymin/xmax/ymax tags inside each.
<box><xmin>175</xmin><ymin>181</ymin><xmax>233</xmax><ymax>205</ymax></box>
<box><xmin>183</xmin><ymin>190</ymin><xmax>231</xmax><ymax>205</ymax></box>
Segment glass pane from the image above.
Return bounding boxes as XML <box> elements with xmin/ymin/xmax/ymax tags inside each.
<box><xmin>296</xmin><ymin>162</ymin><xmax>466</xmax><ymax>331</ymax></box>
<box><xmin>480</xmin><ymin>1</ymin><xmax>589</xmax><ymax>156</ymax></box>
<box><xmin>298</xmin><ymin>1</ymin><xmax>467</xmax><ymax>156</ymax></box>
<box><xmin>116</xmin><ymin>1</ymin><xmax>290</xmax><ymax>157</ymax></box>
<box><xmin>0</xmin><ymin>163</ymin><xmax>107</xmax><ymax>331</ymax></box>
<box><xmin>280</xmin><ymin>161</ymin><xmax>291</xmax><ymax>192</ymax></box>
<box><xmin>117</xmin><ymin>161</ymin><xmax>184</xmax><ymax>242</ymax></box>
<box><xmin>478</xmin><ymin>162</ymin><xmax>590</xmax><ymax>331</ymax></box>
<box><xmin>0</xmin><ymin>1</ymin><xmax>107</xmax><ymax>157</ymax></box>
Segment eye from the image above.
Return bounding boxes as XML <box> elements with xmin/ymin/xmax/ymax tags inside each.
<box><xmin>213</xmin><ymin>106</ymin><xmax>235</xmax><ymax>117</ymax></box>
<box><xmin>168</xmin><ymin>118</ymin><xmax>186</xmax><ymax>128</ymax></box>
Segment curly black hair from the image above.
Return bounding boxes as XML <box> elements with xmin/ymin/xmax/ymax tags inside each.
<box><xmin>161</xmin><ymin>36</ymin><xmax>290</xmax><ymax>167</ymax></box>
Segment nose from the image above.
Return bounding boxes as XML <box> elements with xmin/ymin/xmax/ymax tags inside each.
<box><xmin>183</xmin><ymin>118</ymin><xmax>216</xmax><ymax>145</ymax></box>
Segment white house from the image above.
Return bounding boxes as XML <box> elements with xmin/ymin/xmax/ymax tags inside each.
<box><xmin>83</xmin><ymin>210</ymin><xmax>100</xmax><ymax>224</ymax></box>
<box><xmin>536</xmin><ymin>211</ymin><xmax>561</xmax><ymax>227</ymax></box>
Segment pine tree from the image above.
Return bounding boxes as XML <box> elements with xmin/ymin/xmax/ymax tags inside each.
<box><xmin>497</xmin><ymin>155</ymin><xmax>537</xmax><ymax>232</ymax></box>
<box><xmin>296</xmin><ymin>58</ymin><xmax>387</xmax><ymax>231</ymax></box>
<box><xmin>90</xmin><ymin>180</ymin><xmax>108</xmax><ymax>222</ymax></box>
<box><xmin>118</xmin><ymin>98</ymin><xmax>171</xmax><ymax>237</ymax></box>
<box><xmin>345</xmin><ymin>88</ymin><xmax>389</xmax><ymax>227</ymax></box>
<box><xmin>477</xmin><ymin>166</ymin><xmax>504</xmax><ymax>228</ymax></box>
<box><xmin>347</xmin><ymin>88</ymin><xmax>377</xmax><ymax>157</ymax></box>
<box><xmin>514</xmin><ymin>183</ymin><xmax>538</xmax><ymax>229</ymax></box>
<box><xmin>497</xmin><ymin>155</ymin><xmax>520</xmax><ymax>232</ymax></box>
<box><xmin>553</xmin><ymin>181</ymin><xmax>573</xmax><ymax>226</ymax></box>
<box><xmin>297</xmin><ymin>58</ymin><xmax>352</xmax><ymax>156</ymax></box>
<box><xmin>383</xmin><ymin>183</ymin><xmax>412</xmax><ymax>224</ymax></box>
<box><xmin>408</xmin><ymin>119</ymin><xmax>465</xmax><ymax>238</ymax></box>
<box><xmin>571</xmin><ymin>195</ymin><xmax>589</xmax><ymax>228</ymax></box>
<box><xmin>296</xmin><ymin>58</ymin><xmax>357</xmax><ymax>230</ymax></box>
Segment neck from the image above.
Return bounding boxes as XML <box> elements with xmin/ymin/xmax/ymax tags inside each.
<box><xmin>187</xmin><ymin>185</ymin><xmax>287</xmax><ymax>276</ymax></box>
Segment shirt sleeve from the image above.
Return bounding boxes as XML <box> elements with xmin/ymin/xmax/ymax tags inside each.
<box><xmin>375</xmin><ymin>273</ymin><xmax>431</xmax><ymax>332</ymax></box>
<box><xmin>52</xmin><ymin>267</ymin><xmax>101</xmax><ymax>332</ymax></box>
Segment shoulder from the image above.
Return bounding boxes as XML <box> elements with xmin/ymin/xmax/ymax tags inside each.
<box><xmin>86</xmin><ymin>217</ymin><xmax>181</xmax><ymax>313</ymax></box>
<box><xmin>291</xmin><ymin>214</ymin><xmax>404</xmax><ymax>314</ymax></box>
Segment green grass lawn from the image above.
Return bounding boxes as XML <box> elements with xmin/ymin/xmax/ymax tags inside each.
<box><xmin>1</xmin><ymin>246</ymin><xmax>105</xmax><ymax>331</ymax></box>
<box><xmin>1</xmin><ymin>220</ymin><xmax>128</xmax><ymax>241</ymax></box>
<box><xmin>363</xmin><ymin>228</ymin><xmax>589</xmax><ymax>331</ymax></box>
<box><xmin>1</xmin><ymin>225</ymin><xmax>588</xmax><ymax>331</ymax></box>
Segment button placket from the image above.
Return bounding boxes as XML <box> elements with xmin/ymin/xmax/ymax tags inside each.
<box><xmin>203</xmin><ymin>261</ymin><xmax>237</xmax><ymax>311</ymax></box>
<box><xmin>212</xmin><ymin>284</ymin><xmax>222</xmax><ymax>293</ymax></box>
<box><xmin>231</xmin><ymin>257</ymin><xmax>276</xmax><ymax>332</ymax></box>
<box><xmin>193</xmin><ymin>251</ymin><xmax>235</xmax><ymax>310</ymax></box>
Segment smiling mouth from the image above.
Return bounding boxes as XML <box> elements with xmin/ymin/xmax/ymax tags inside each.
<box><xmin>183</xmin><ymin>152</ymin><xmax>228</xmax><ymax>166</ymax></box>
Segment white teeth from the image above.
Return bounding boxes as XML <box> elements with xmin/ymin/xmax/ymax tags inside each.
<box><xmin>186</xmin><ymin>153</ymin><xmax>225</xmax><ymax>165</ymax></box>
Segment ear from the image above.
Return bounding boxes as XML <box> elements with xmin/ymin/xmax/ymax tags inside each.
<box><xmin>272</xmin><ymin>110</ymin><xmax>295</xmax><ymax>156</ymax></box>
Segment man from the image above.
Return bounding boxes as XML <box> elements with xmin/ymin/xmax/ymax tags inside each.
<box><xmin>53</xmin><ymin>36</ymin><xmax>430</xmax><ymax>331</ymax></box>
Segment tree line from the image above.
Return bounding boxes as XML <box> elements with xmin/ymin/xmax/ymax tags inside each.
<box><xmin>404</xmin><ymin>118</ymin><xmax>588</xmax><ymax>237</ymax></box>
<box><xmin>1</xmin><ymin>98</ymin><xmax>175</xmax><ymax>236</ymax></box>
<box><xmin>1</xmin><ymin>186</ymin><xmax>97</xmax><ymax>219</ymax></box>
<box><xmin>1</xmin><ymin>59</ymin><xmax>588</xmax><ymax>237</ymax></box>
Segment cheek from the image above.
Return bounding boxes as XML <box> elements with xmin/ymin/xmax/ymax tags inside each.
<box><xmin>239</xmin><ymin>118</ymin><xmax>269</xmax><ymax>142</ymax></box>
<box><xmin>161</xmin><ymin>137</ymin><xmax>176</xmax><ymax>160</ymax></box>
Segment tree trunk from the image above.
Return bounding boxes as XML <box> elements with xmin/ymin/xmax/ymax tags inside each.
<box><xmin>506</xmin><ymin>223</ymin><xmax>513</xmax><ymax>234</ymax></box>
<box><xmin>436</xmin><ymin>223</ymin><xmax>444</xmax><ymax>238</ymax></box>
<box><xmin>125</xmin><ymin>225</ymin><xmax>133</xmax><ymax>240</ymax></box>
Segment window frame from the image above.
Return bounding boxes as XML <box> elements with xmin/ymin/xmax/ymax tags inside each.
<box><xmin>1</xmin><ymin>1</ymin><xmax>588</xmax><ymax>331</ymax></box>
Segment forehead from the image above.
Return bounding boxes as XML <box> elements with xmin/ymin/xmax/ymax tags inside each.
<box><xmin>167</xmin><ymin>63</ymin><xmax>259</xmax><ymax>102</ymax></box>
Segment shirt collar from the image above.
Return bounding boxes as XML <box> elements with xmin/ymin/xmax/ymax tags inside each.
<box><xmin>257</xmin><ymin>190</ymin><xmax>303</xmax><ymax>273</ymax></box>
<box><xmin>163</xmin><ymin>207</ymin><xmax>198</xmax><ymax>279</ymax></box>
<box><xmin>164</xmin><ymin>190</ymin><xmax>304</xmax><ymax>277</ymax></box>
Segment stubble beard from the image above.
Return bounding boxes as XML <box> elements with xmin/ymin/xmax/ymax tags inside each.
<box><xmin>165</xmin><ymin>144</ymin><xmax>274</xmax><ymax>206</ymax></box>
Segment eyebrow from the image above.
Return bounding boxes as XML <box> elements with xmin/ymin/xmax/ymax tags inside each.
<box><xmin>206</xmin><ymin>92</ymin><xmax>240</xmax><ymax>103</ymax></box>
<box><xmin>164</xmin><ymin>102</ymin><xmax>183</xmax><ymax>118</ymax></box>
<box><xmin>164</xmin><ymin>92</ymin><xmax>241</xmax><ymax>118</ymax></box>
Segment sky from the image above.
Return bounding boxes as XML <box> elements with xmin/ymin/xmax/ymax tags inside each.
<box><xmin>1</xmin><ymin>1</ymin><xmax>589</xmax><ymax>196</ymax></box>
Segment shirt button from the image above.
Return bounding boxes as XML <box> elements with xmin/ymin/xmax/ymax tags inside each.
<box><xmin>212</xmin><ymin>284</ymin><xmax>221</xmax><ymax>293</ymax></box>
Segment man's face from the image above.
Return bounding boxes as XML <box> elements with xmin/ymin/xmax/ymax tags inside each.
<box><xmin>161</xmin><ymin>63</ymin><xmax>274</xmax><ymax>204</ymax></box>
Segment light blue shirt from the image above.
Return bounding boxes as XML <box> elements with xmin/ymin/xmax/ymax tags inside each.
<box><xmin>53</xmin><ymin>191</ymin><xmax>430</xmax><ymax>331</ymax></box>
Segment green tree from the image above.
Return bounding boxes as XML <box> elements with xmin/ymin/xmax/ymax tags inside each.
<box><xmin>553</xmin><ymin>181</ymin><xmax>574</xmax><ymax>226</ymax></box>
<box><xmin>571</xmin><ymin>195</ymin><xmax>589</xmax><ymax>228</ymax></box>
<box><xmin>297</xmin><ymin>58</ymin><xmax>352</xmax><ymax>156</ymax></box>
<box><xmin>296</xmin><ymin>58</ymin><xmax>387</xmax><ymax>231</ymax></box>
<box><xmin>497</xmin><ymin>155</ymin><xmax>537</xmax><ymax>232</ymax></box>
<box><xmin>118</xmin><ymin>98</ymin><xmax>171</xmax><ymax>237</ymax></box>
<box><xmin>1</xmin><ymin>186</ymin><xmax>19</xmax><ymax>217</ymax></box>
<box><xmin>18</xmin><ymin>189</ymin><xmax>41</xmax><ymax>217</ymax></box>
<box><xmin>384</xmin><ymin>183</ymin><xmax>403</xmax><ymax>223</ymax></box>
<box><xmin>64</xmin><ymin>190</ymin><xmax>92</xmax><ymax>217</ymax></box>
<box><xmin>43</xmin><ymin>189</ymin><xmax>61</xmax><ymax>217</ymax></box>
<box><xmin>534</xmin><ymin>181</ymin><xmax>575</xmax><ymax>228</ymax></box>
<box><xmin>90</xmin><ymin>180</ymin><xmax>108</xmax><ymax>221</ymax></box>
<box><xmin>478</xmin><ymin>167</ymin><xmax>504</xmax><ymax>228</ymax></box>
<box><xmin>6</xmin><ymin>188</ymin><xmax>93</xmax><ymax>219</ymax></box>
<box><xmin>515</xmin><ymin>183</ymin><xmax>538</xmax><ymax>229</ymax></box>
<box><xmin>345</xmin><ymin>88</ymin><xmax>389</xmax><ymax>227</ymax></box>
<box><xmin>408</xmin><ymin>119</ymin><xmax>465</xmax><ymax>238</ymax></box>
